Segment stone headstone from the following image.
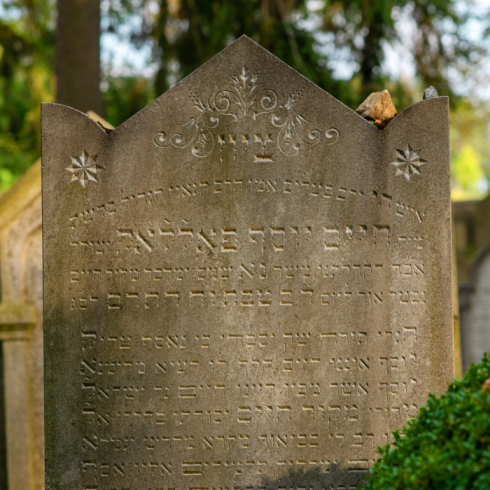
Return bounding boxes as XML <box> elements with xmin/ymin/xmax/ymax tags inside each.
<box><xmin>475</xmin><ymin>192</ymin><xmax>490</xmax><ymax>255</ymax></box>
<box><xmin>458</xmin><ymin>193</ymin><xmax>490</xmax><ymax>371</ymax></box>
<box><xmin>460</xmin><ymin>248</ymin><xmax>490</xmax><ymax>371</ymax></box>
<box><xmin>0</xmin><ymin>160</ymin><xmax>42</xmax><ymax>490</ymax></box>
<box><xmin>452</xmin><ymin>200</ymin><xmax>478</xmax><ymax>284</ymax></box>
<box><xmin>42</xmin><ymin>37</ymin><xmax>453</xmax><ymax>489</ymax></box>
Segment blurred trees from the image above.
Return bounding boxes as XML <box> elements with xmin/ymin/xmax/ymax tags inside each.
<box><xmin>450</xmin><ymin>100</ymin><xmax>490</xmax><ymax>200</ymax></box>
<box><xmin>0</xmin><ymin>0</ymin><xmax>54</xmax><ymax>190</ymax></box>
<box><xmin>318</xmin><ymin>0</ymin><xmax>479</xmax><ymax>102</ymax></box>
<box><xmin>0</xmin><ymin>0</ymin><xmax>489</xmax><ymax>195</ymax></box>
<box><xmin>132</xmin><ymin>0</ymin><xmax>480</xmax><ymax>111</ymax></box>
<box><xmin>452</xmin><ymin>145</ymin><xmax>484</xmax><ymax>197</ymax></box>
<box><xmin>146</xmin><ymin>0</ymin><xmax>336</xmax><ymax>96</ymax></box>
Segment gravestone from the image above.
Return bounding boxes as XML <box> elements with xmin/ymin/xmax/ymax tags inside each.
<box><xmin>42</xmin><ymin>37</ymin><xmax>453</xmax><ymax>489</ymax></box>
<box><xmin>0</xmin><ymin>160</ymin><xmax>42</xmax><ymax>490</ymax></box>
<box><xmin>460</xmin><ymin>247</ymin><xmax>490</xmax><ymax>371</ymax></box>
<box><xmin>459</xmin><ymin>192</ymin><xmax>490</xmax><ymax>371</ymax></box>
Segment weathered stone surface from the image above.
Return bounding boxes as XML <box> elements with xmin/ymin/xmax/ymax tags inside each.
<box><xmin>355</xmin><ymin>89</ymin><xmax>397</xmax><ymax>127</ymax></box>
<box><xmin>475</xmin><ymin>193</ymin><xmax>490</xmax><ymax>254</ymax></box>
<box><xmin>458</xmin><ymin>195</ymin><xmax>490</xmax><ymax>371</ymax></box>
<box><xmin>42</xmin><ymin>36</ymin><xmax>453</xmax><ymax>489</ymax></box>
<box><xmin>0</xmin><ymin>160</ymin><xmax>43</xmax><ymax>490</ymax></box>
<box><xmin>0</xmin><ymin>111</ymin><xmax>112</xmax><ymax>490</ymax></box>
<box><xmin>460</xmin><ymin>248</ymin><xmax>490</xmax><ymax>371</ymax></box>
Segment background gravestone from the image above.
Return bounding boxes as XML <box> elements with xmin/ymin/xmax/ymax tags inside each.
<box><xmin>0</xmin><ymin>112</ymin><xmax>111</xmax><ymax>490</ymax></box>
<box><xmin>42</xmin><ymin>36</ymin><xmax>453</xmax><ymax>489</ymax></box>
<box><xmin>457</xmin><ymin>193</ymin><xmax>490</xmax><ymax>372</ymax></box>
<box><xmin>460</xmin><ymin>247</ymin><xmax>490</xmax><ymax>371</ymax></box>
<box><xmin>0</xmin><ymin>161</ymin><xmax>42</xmax><ymax>490</ymax></box>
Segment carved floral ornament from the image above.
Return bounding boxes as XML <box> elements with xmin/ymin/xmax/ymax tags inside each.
<box><xmin>67</xmin><ymin>150</ymin><xmax>101</xmax><ymax>187</ymax></box>
<box><xmin>154</xmin><ymin>66</ymin><xmax>340</xmax><ymax>158</ymax></box>
<box><xmin>391</xmin><ymin>144</ymin><xmax>427</xmax><ymax>181</ymax></box>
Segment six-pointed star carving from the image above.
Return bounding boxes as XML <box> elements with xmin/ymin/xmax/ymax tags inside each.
<box><xmin>67</xmin><ymin>150</ymin><xmax>100</xmax><ymax>187</ymax></box>
<box><xmin>391</xmin><ymin>144</ymin><xmax>427</xmax><ymax>181</ymax></box>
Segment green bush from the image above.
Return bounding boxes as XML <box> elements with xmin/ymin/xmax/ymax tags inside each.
<box><xmin>365</xmin><ymin>355</ymin><xmax>490</xmax><ymax>489</ymax></box>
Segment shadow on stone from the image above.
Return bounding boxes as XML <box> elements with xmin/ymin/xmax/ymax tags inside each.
<box><xmin>261</xmin><ymin>466</ymin><xmax>368</xmax><ymax>489</ymax></box>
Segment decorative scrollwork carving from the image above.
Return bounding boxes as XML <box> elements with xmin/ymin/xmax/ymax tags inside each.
<box><xmin>154</xmin><ymin>66</ymin><xmax>339</xmax><ymax>158</ymax></box>
<box><xmin>154</xmin><ymin>101</ymin><xmax>219</xmax><ymax>157</ymax></box>
<box><xmin>214</xmin><ymin>67</ymin><xmax>278</xmax><ymax>121</ymax></box>
<box><xmin>272</xmin><ymin>96</ymin><xmax>339</xmax><ymax>156</ymax></box>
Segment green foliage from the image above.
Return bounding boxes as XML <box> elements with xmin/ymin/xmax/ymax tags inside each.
<box><xmin>0</xmin><ymin>0</ymin><xmax>54</xmax><ymax>188</ymax></box>
<box><xmin>134</xmin><ymin>0</ymin><xmax>483</xmax><ymax>108</ymax></box>
<box><xmin>318</xmin><ymin>0</ymin><xmax>477</xmax><ymax>103</ymax></box>
<box><xmin>452</xmin><ymin>144</ymin><xmax>484</xmax><ymax>195</ymax></box>
<box><xmin>1</xmin><ymin>0</ymin><xmax>490</xmax><ymax>195</ymax></box>
<box><xmin>102</xmin><ymin>76</ymin><xmax>155</xmax><ymax>128</ymax></box>
<box><xmin>147</xmin><ymin>0</ymin><xmax>339</xmax><ymax>95</ymax></box>
<box><xmin>450</xmin><ymin>99</ymin><xmax>490</xmax><ymax>198</ymax></box>
<box><xmin>365</xmin><ymin>355</ymin><xmax>490</xmax><ymax>489</ymax></box>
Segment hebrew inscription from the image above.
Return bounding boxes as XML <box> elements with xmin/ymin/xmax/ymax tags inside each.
<box><xmin>42</xmin><ymin>37</ymin><xmax>453</xmax><ymax>490</ymax></box>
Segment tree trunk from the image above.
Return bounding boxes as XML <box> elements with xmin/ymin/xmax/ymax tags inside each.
<box><xmin>153</xmin><ymin>0</ymin><xmax>170</xmax><ymax>96</ymax></box>
<box><xmin>56</xmin><ymin>0</ymin><xmax>103</xmax><ymax>114</ymax></box>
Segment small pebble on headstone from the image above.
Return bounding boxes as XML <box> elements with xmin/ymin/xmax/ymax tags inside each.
<box><xmin>355</xmin><ymin>89</ymin><xmax>397</xmax><ymax>128</ymax></box>
<box><xmin>423</xmin><ymin>86</ymin><xmax>439</xmax><ymax>100</ymax></box>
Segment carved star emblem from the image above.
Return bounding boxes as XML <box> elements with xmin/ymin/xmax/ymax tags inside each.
<box><xmin>67</xmin><ymin>150</ymin><xmax>100</xmax><ymax>188</ymax></box>
<box><xmin>391</xmin><ymin>144</ymin><xmax>427</xmax><ymax>181</ymax></box>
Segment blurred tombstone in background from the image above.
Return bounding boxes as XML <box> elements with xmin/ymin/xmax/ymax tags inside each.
<box><xmin>452</xmin><ymin>201</ymin><xmax>478</xmax><ymax>285</ymax></box>
<box><xmin>0</xmin><ymin>113</ymin><xmax>111</xmax><ymax>490</ymax></box>
<box><xmin>460</xmin><ymin>247</ymin><xmax>490</xmax><ymax>371</ymax></box>
<box><xmin>459</xmin><ymin>194</ymin><xmax>490</xmax><ymax>372</ymax></box>
<box><xmin>0</xmin><ymin>161</ymin><xmax>42</xmax><ymax>490</ymax></box>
